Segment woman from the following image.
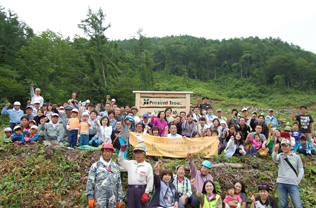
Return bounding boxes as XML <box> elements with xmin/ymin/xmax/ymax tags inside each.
<box><xmin>220</xmin><ymin>125</ymin><xmax>236</xmax><ymax>154</ymax></box>
<box><xmin>172</xmin><ymin>165</ymin><xmax>192</xmax><ymax>208</ymax></box>
<box><xmin>165</xmin><ymin>107</ymin><xmax>174</xmax><ymax>123</ymax></box>
<box><xmin>151</xmin><ymin>111</ymin><xmax>168</xmax><ymax>137</ymax></box>
<box><xmin>33</xmin><ymin>109</ymin><xmax>45</xmax><ymax>126</ymax></box>
<box><xmin>191</xmin><ymin>178</ymin><xmax>222</xmax><ymax>208</ymax></box>
<box><xmin>250</xmin><ymin>183</ymin><xmax>278</xmax><ymax>208</ymax></box>
<box><xmin>182</xmin><ymin>114</ymin><xmax>196</xmax><ymax>138</ymax></box>
<box><xmin>226</xmin><ymin>180</ymin><xmax>249</xmax><ymax>208</ymax></box>
<box><xmin>148</xmin><ymin>161</ymin><xmax>179</xmax><ymax>208</ymax></box>
<box><xmin>171</xmin><ymin>116</ymin><xmax>183</xmax><ymax>135</ymax></box>
<box><xmin>271</xmin><ymin>129</ymin><xmax>284</xmax><ymax>153</ymax></box>
<box><xmin>225</xmin><ymin>131</ymin><xmax>246</xmax><ymax>157</ymax></box>
<box><xmin>95</xmin><ymin>116</ymin><xmax>113</xmax><ymax>145</ymax></box>
<box><xmin>108</xmin><ymin>110</ymin><xmax>117</xmax><ymax>131</ymax></box>
<box><xmin>211</xmin><ymin>118</ymin><xmax>222</xmax><ymax>134</ymax></box>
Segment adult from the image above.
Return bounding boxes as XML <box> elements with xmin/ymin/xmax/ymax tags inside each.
<box><xmin>192</xmin><ymin>106</ymin><xmax>201</xmax><ymax>123</ymax></box>
<box><xmin>165</xmin><ymin>107</ymin><xmax>175</xmax><ymax>123</ymax></box>
<box><xmin>111</xmin><ymin>121</ymin><xmax>122</xmax><ymax>150</ymax></box>
<box><xmin>249</xmin><ymin>125</ymin><xmax>267</xmax><ymax>142</ymax></box>
<box><xmin>225</xmin><ymin>131</ymin><xmax>246</xmax><ymax>158</ymax></box>
<box><xmin>250</xmin><ymin>183</ymin><xmax>278</xmax><ymax>208</ymax></box>
<box><xmin>265</xmin><ymin>109</ymin><xmax>278</xmax><ymax>129</ymax></box>
<box><xmin>108</xmin><ymin>110</ymin><xmax>117</xmax><ymax>130</ymax></box>
<box><xmin>273</xmin><ymin>139</ymin><xmax>304</xmax><ymax>208</ymax></box>
<box><xmin>172</xmin><ymin>165</ymin><xmax>192</xmax><ymax>208</ymax></box>
<box><xmin>67</xmin><ymin>92</ymin><xmax>78</xmax><ymax>107</ymax></box>
<box><xmin>151</xmin><ymin>111</ymin><xmax>168</xmax><ymax>137</ymax></box>
<box><xmin>216</xmin><ymin>109</ymin><xmax>228</xmax><ymax>124</ymax></box>
<box><xmin>249</xmin><ymin>112</ymin><xmax>257</xmax><ymax>131</ymax></box>
<box><xmin>205</xmin><ymin>107</ymin><xmax>217</xmax><ymax>127</ymax></box>
<box><xmin>30</xmin><ymin>84</ymin><xmax>44</xmax><ymax>107</ymax></box>
<box><xmin>118</xmin><ymin>144</ymin><xmax>153</xmax><ymax>208</ymax></box>
<box><xmin>166</xmin><ymin>123</ymin><xmax>182</xmax><ymax>137</ymax></box>
<box><xmin>32</xmin><ymin>100</ymin><xmax>41</xmax><ymax>116</ymax></box>
<box><xmin>59</xmin><ymin>105</ymin><xmax>73</xmax><ymax>140</ymax></box>
<box><xmin>123</xmin><ymin>105</ymin><xmax>131</xmax><ymax>116</ymax></box>
<box><xmin>136</xmin><ymin>123</ymin><xmax>149</xmax><ymax>135</ymax></box>
<box><xmin>38</xmin><ymin>113</ymin><xmax>65</xmax><ymax>145</ymax></box>
<box><xmin>114</xmin><ymin>107</ymin><xmax>122</xmax><ymax>122</ymax></box>
<box><xmin>86</xmin><ymin>143</ymin><xmax>124</xmax><ymax>208</ymax></box>
<box><xmin>235</xmin><ymin>117</ymin><xmax>251</xmax><ymax>140</ymax></box>
<box><xmin>253</xmin><ymin>115</ymin><xmax>269</xmax><ymax>140</ymax></box>
<box><xmin>139</xmin><ymin>114</ymin><xmax>153</xmax><ymax>130</ymax></box>
<box><xmin>292</xmin><ymin>106</ymin><xmax>314</xmax><ymax>143</ymax></box>
<box><xmin>148</xmin><ymin>161</ymin><xmax>179</xmax><ymax>208</ymax></box>
<box><xmin>169</xmin><ymin>116</ymin><xmax>183</xmax><ymax>135</ymax></box>
<box><xmin>227</xmin><ymin>109</ymin><xmax>240</xmax><ymax>126</ymax></box>
<box><xmin>24</xmin><ymin>106</ymin><xmax>35</xmax><ymax>121</ymax></box>
<box><xmin>182</xmin><ymin>114</ymin><xmax>196</xmax><ymax>138</ymax></box>
<box><xmin>197</xmin><ymin>96</ymin><xmax>212</xmax><ymax>115</ymax></box>
<box><xmin>1</xmin><ymin>101</ymin><xmax>24</xmax><ymax>129</ymax></box>
<box><xmin>221</xmin><ymin>125</ymin><xmax>237</xmax><ymax>151</ymax></box>
<box><xmin>191</xmin><ymin>179</ymin><xmax>222</xmax><ymax>208</ymax></box>
<box><xmin>188</xmin><ymin>152</ymin><xmax>213</xmax><ymax>208</ymax></box>
<box><xmin>131</xmin><ymin>106</ymin><xmax>140</xmax><ymax>124</ymax></box>
<box><xmin>227</xmin><ymin>180</ymin><xmax>249</xmax><ymax>208</ymax></box>
<box><xmin>241</xmin><ymin>108</ymin><xmax>251</xmax><ymax>127</ymax></box>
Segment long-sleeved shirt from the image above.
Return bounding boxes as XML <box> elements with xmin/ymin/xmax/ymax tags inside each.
<box><xmin>118</xmin><ymin>152</ymin><xmax>153</xmax><ymax>194</ymax></box>
<box><xmin>225</xmin><ymin>139</ymin><xmax>246</xmax><ymax>157</ymax></box>
<box><xmin>191</xmin><ymin>186</ymin><xmax>222</xmax><ymax>208</ymax></box>
<box><xmin>294</xmin><ymin>142</ymin><xmax>312</xmax><ymax>153</ymax></box>
<box><xmin>181</xmin><ymin>120</ymin><xmax>196</xmax><ymax>137</ymax></box>
<box><xmin>95</xmin><ymin>125</ymin><xmax>113</xmax><ymax>143</ymax></box>
<box><xmin>151</xmin><ymin>116</ymin><xmax>168</xmax><ymax>137</ymax></box>
<box><xmin>30</xmin><ymin>86</ymin><xmax>44</xmax><ymax>107</ymax></box>
<box><xmin>120</xmin><ymin>120</ymin><xmax>130</xmax><ymax>142</ymax></box>
<box><xmin>265</xmin><ymin>116</ymin><xmax>278</xmax><ymax>129</ymax></box>
<box><xmin>189</xmin><ymin>159</ymin><xmax>213</xmax><ymax>192</ymax></box>
<box><xmin>39</xmin><ymin>122</ymin><xmax>65</xmax><ymax>142</ymax></box>
<box><xmin>172</xmin><ymin>174</ymin><xmax>192</xmax><ymax>198</ymax></box>
<box><xmin>272</xmin><ymin>152</ymin><xmax>304</xmax><ymax>185</ymax></box>
<box><xmin>1</xmin><ymin>107</ymin><xmax>24</xmax><ymax>124</ymax></box>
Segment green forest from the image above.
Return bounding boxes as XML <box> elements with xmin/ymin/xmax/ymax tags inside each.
<box><xmin>1</xmin><ymin>6</ymin><xmax>316</xmax><ymax>108</ymax></box>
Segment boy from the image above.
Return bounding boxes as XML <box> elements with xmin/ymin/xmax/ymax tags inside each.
<box><xmin>294</xmin><ymin>136</ymin><xmax>315</xmax><ymax>155</ymax></box>
<box><xmin>312</xmin><ymin>136</ymin><xmax>316</xmax><ymax>152</ymax></box>
<box><xmin>11</xmin><ymin>126</ymin><xmax>24</xmax><ymax>144</ymax></box>
<box><xmin>3</xmin><ymin>127</ymin><xmax>12</xmax><ymax>143</ymax></box>
<box><xmin>24</xmin><ymin>106</ymin><xmax>35</xmax><ymax>121</ymax></box>
<box><xmin>78</xmin><ymin>112</ymin><xmax>91</xmax><ymax>146</ymax></box>
<box><xmin>118</xmin><ymin>115</ymin><xmax>134</xmax><ymax>159</ymax></box>
<box><xmin>292</xmin><ymin>122</ymin><xmax>302</xmax><ymax>148</ymax></box>
<box><xmin>26</xmin><ymin>125</ymin><xmax>39</xmax><ymax>145</ymax></box>
<box><xmin>198</xmin><ymin>117</ymin><xmax>209</xmax><ymax>137</ymax></box>
<box><xmin>67</xmin><ymin>108</ymin><xmax>80</xmax><ymax>148</ymax></box>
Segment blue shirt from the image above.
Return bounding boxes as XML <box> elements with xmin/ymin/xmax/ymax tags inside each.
<box><xmin>294</xmin><ymin>142</ymin><xmax>311</xmax><ymax>152</ymax></box>
<box><xmin>292</xmin><ymin>130</ymin><xmax>302</xmax><ymax>142</ymax></box>
<box><xmin>264</xmin><ymin>116</ymin><xmax>278</xmax><ymax>129</ymax></box>
<box><xmin>1</xmin><ymin>107</ymin><xmax>24</xmax><ymax>124</ymax></box>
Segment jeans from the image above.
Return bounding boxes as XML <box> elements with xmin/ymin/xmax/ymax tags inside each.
<box><xmin>250</xmin><ymin>145</ymin><xmax>258</xmax><ymax>155</ymax></box>
<box><xmin>188</xmin><ymin>194</ymin><xmax>200</xmax><ymax>208</ymax></box>
<box><xmin>68</xmin><ymin>129</ymin><xmax>78</xmax><ymax>147</ymax></box>
<box><xmin>178</xmin><ymin>198</ymin><xmax>188</xmax><ymax>208</ymax></box>
<box><xmin>277</xmin><ymin>183</ymin><xmax>303</xmax><ymax>208</ymax></box>
<box><xmin>118</xmin><ymin>137</ymin><xmax>128</xmax><ymax>159</ymax></box>
<box><xmin>79</xmin><ymin>134</ymin><xmax>89</xmax><ymax>146</ymax></box>
<box><xmin>10</xmin><ymin>123</ymin><xmax>19</xmax><ymax>130</ymax></box>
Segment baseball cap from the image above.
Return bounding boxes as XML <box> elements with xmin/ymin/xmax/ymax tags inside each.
<box><xmin>202</xmin><ymin>96</ymin><xmax>209</xmax><ymax>100</ymax></box>
<box><xmin>125</xmin><ymin>116</ymin><xmax>134</xmax><ymax>122</ymax></box>
<box><xmin>87</xmin><ymin>103</ymin><xmax>94</xmax><ymax>107</ymax></box>
<box><xmin>82</xmin><ymin>112</ymin><xmax>89</xmax><ymax>117</ymax></box>
<box><xmin>51</xmin><ymin>113</ymin><xmax>59</xmax><ymax>117</ymax></box>
<box><xmin>13</xmin><ymin>126</ymin><xmax>22</xmax><ymax>131</ymax></box>
<box><xmin>216</xmin><ymin>109</ymin><xmax>222</xmax><ymax>112</ymax></box>
<box><xmin>284</xmin><ymin>126</ymin><xmax>292</xmax><ymax>132</ymax></box>
<box><xmin>64</xmin><ymin>105</ymin><xmax>73</xmax><ymax>110</ymax></box>
<box><xmin>35</xmin><ymin>88</ymin><xmax>41</xmax><ymax>91</ymax></box>
<box><xmin>241</xmin><ymin>108</ymin><xmax>248</xmax><ymax>112</ymax></box>
<box><xmin>281</xmin><ymin>139</ymin><xmax>291</xmax><ymax>145</ymax></box>
<box><xmin>86</xmin><ymin>100</ymin><xmax>90</xmax><ymax>104</ymax></box>
<box><xmin>268</xmin><ymin>109</ymin><xmax>274</xmax><ymax>112</ymax></box>
<box><xmin>220</xmin><ymin>120</ymin><xmax>227</xmax><ymax>125</ymax></box>
<box><xmin>26</xmin><ymin>106</ymin><xmax>33</xmax><ymax>110</ymax></box>
<box><xmin>142</xmin><ymin>113</ymin><xmax>149</xmax><ymax>118</ymax></box>
<box><xmin>72</xmin><ymin>108</ymin><xmax>79</xmax><ymax>113</ymax></box>
<box><xmin>4</xmin><ymin>127</ymin><xmax>12</xmax><ymax>132</ymax></box>
<box><xmin>34</xmin><ymin>100</ymin><xmax>40</xmax><ymax>104</ymax></box>
<box><xmin>30</xmin><ymin>125</ymin><xmax>38</xmax><ymax>130</ymax></box>
<box><xmin>133</xmin><ymin>144</ymin><xmax>146</xmax><ymax>153</ymax></box>
<box><xmin>111</xmin><ymin>98</ymin><xmax>116</xmax><ymax>102</ymax></box>
<box><xmin>300</xmin><ymin>105</ymin><xmax>307</xmax><ymax>109</ymax></box>
<box><xmin>59</xmin><ymin>106</ymin><xmax>64</xmax><ymax>110</ymax></box>
<box><xmin>13</xmin><ymin>101</ymin><xmax>21</xmax><ymax>106</ymax></box>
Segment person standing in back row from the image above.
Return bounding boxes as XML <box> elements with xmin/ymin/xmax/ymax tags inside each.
<box><xmin>196</xmin><ymin>96</ymin><xmax>212</xmax><ymax>115</ymax></box>
<box><xmin>292</xmin><ymin>106</ymin><xmax>314</xmax><ymax>143</ymax></box>
<box><xmin>30</xmin><ymin>84</ymin><xmax>44</xmax><ymax>107</ymax></box>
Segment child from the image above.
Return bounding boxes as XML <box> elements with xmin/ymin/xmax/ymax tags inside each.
<box><xmin>224</xmin><ymin>184</ymin><xmax>242</xmax><ymax>208</ymax></box>
<box><xmin>95</xmin><ymin>116</ymin><xmax>113</xmax><ymax>145</ymax></box>
<box><xmin>246</xmin><ymin>132</ymin><xmax>266</xmax><ymax>155</ymax></box>
<box><xmin>292</xmin><ymin>122</ymin><xmax>302</xmax><ymax>148</ymax></box>
<box><xmin>78</xmin><ymin>112</ymin><xmax>91</xmax><ymax>146</ymax></box>
<box><xmin>67</xmin><ymin>108</ymin><xmax>80</xmax><ymax>148</ymax></box>
<box><xmin>25</xmin><ymin>125</ymin><xmax>38</xmax><ymax>145</ymax></box>
<box><xmin>281</xmin><ymin>125</ymin><xmax>291</xmax><ymax>139</ymax></box>
<box><xmin>294</xmin><ymin>136</ymin><xmax>315</xmax><ymax>155</ymax></box>
<box><xmin>3</xmin><ymin>127</ymin><xmax>12</xmax><ymax>143</ymax></box>
<box><xmin>46</xmin><ymin>103</ymin><xmax>54</xmax><ymax>120</ymax></box>
<box><xmin>10</xmin><ymin>126</ymin><xmax>25</xmax><ymax>144</ymax></box>
<box><xmin>312</xmin><ymin>136</ymin><xmax>316</xmax><ymax>153</ymax></box>
<box><xmin>151</xmin><ymin>126</ymin><xmax>160</xmax><ymax>137</ymax></box>
<box><xmin>205</xmin><ymin>107</ymin><xmax>217</xmax><ymax>127</ymax></box>
<box><xmin>118</xmin><ymin>115</ymin><xmax>134</xmax><ymax>159</ymax></box>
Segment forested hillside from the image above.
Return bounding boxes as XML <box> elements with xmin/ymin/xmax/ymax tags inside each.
<box><xmin>1</xmin><ymin>5</ymin><xmax>316</xmax><ymax>108</ymax></box>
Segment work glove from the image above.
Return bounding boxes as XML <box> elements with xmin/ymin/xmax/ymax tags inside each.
<box><xmin>88</xmin><ymin>199</ymin><xmax>95</xmax><ymax>207</ymax></box>
<box><xmin>237</xmin><ymin>203</ymin><xmax>241</xmax><ymax>208</ymax></box>
<box><xmin>121</xmin><ymin>144</ymin><xmax>127</xmax><ymax>152</ymax></box>
<box><xmin>225</xmin><ymin>203</ymin><xmax>230</xmax><ymax>208</ymax></box>
<box><xmin>151</xmin><ymin>111</ymin><xmax>155</xmax><ymax>117</ymax></box>
<box><xmin>116</xmin><ymin>202</ymin><xmax>123</xmax><ymax>207</ymax></box>
<box><xmin>141</xmin><ymin>193</ymin><xmax>149</xmax><ymax>203</ymax></box>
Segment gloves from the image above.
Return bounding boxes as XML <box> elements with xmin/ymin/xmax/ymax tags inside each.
<box><xmin>88</xmin><ymin>199</ymin><xmax>95</xmax><ymax>207</ymax></box>
<box><xmin>141</xmin><ymin>193</ymin><xmax>149</xmax><ymax>203</ymax></box>
<box><xmin>121</xmin><ymin>144</ymin><xmax>127</xmax><ymax>152</ymax></box>
<box><xmin>237</xmin><ymin>203</ymin><xmax>241</xmax><ymax>208</ymax></box>
<box><xmin>66</xmin><ymin>125</ymin><xmax>70</xmax><ymax>130</ymax></box>
<box><xmin>151</xmin><ymin>111</ymin><xmax>155</xmax><ymax>116</ymax></box>
<box><xmin>23</xmin><ymin>128</ymin><xmax>27</xmax><ymax>132</ymax></box>
<box><xmin>116</xmin><ymin>202</ymin><xmax>123</xmax><ymax>207</ymax></box>
<box><xmin>77</xmin><ymin>135</ymin><xmax>80</xmax><ymax>140</ymax></box>
<box><xmin>225</xmin><ymin>203</ymin><xmax>230</xmax><ymax>208</ymax></box>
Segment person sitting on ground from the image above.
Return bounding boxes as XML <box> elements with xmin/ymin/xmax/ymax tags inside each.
<box><xmin>171</xmin><ymin>165</ymin><xmax>192</xmax><ymax>208</ymax></box>
<box><xmin>227</xmin><ymin>180</ymin><xmax>250</xmax><ymax>208</ymax></box>
<box><xmin>151</xmin><ymin>111</ymin><xmax>168</xmax><ymax>137</ymax></box>
<box><xmin>248</xmin><ymin>125</ymin><xmax>267</xmax><ymax>143</ymax></box>
<box><xmin>191</xmin><ymin>178</ymin><xmax>222</xmax><ymax>208</ymax></box>
<box><xmin>292</xmin><ymin>122</ymin><xmax>302</xmax><ymax>149</ymax></box>
<box><xmin>1</xmin><ymin>101</ymin><xmax>24</xmax><ymax>130</ymax></box>
<box><xmin>294</xmin><ymin>136</ymin><xmax>315</xmax><ymax>155</ymax></box>
<box><xmin>224</xmin><ymin>184</ymin><xmax>242</xmax><ymax>208</ymax></box>
<box><xmin>165</xmin><ymin>123</ymin><xmax>182</xmax><ymax>137</ymax></box>
<box><xmin>3</xmin><ymin>127</ymin><xmax>12</xmax><ymax>144</ymax></box>
<box><xmin>253</xmin><ymin>115</ymin><xmax>269</xmax><ymax>139</ymax></box>
<box><xmin>281</xmin><ymin>124</ymin><xmax>292</xmax><ymax>140</ymax></box>
<box><xmin>30</xmin><ymin>84</ymin><xmax>44</xmax><ymax>107</ymax></box>
<box><xmin>10</xmin><ymin>126</ymin><xmax>24</xmax><ymax>145</ymax></box>
<box><xmin>148</xmin><ymin>160</ymin><xmax>179</xmax><ymax>208</ymax></box>
<box><xmin>250</xmin><ymin>183</ymin><xmax>278</xmax><ymax>208</ymax></box>
<box><xmin>165</xmin><ymin>107</ymin><xmax>175</xmax><ymax>123</ymax></box>
<box><xmin>235</xmin><ymin>117</ymin><xmax>251</xmax><ymax>140</ymax></box>
<box><xmin>187</xmin><ymin>152</ymin><xmax>213</xmax><ymax>208</ymax></box>
<box><xmin>182</xmin><ymin>113</ymin><xmax>196</xmax><ymax>138</ymax></box>
<box><xmin>225</xmin><ymin>131</ymin><xmax>246</xmax><ymax>158</ymax></box>
<box><xmin>24</xmin><ymin>125</ymin><xmax>38</xmax><ymax>145</ymax></box>
<box><xmin>245</xmin><ymin>132</ymin><xmax>266</xmax><ymax>155</ymax></box>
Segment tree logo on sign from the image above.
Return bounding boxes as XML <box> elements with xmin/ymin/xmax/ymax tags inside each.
<box><xmin>144</xmin><ymin>99</ymin><xmax>149</xmax><ymax>105</ymax></box>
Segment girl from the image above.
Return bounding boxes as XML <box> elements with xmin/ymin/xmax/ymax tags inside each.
<box><xmin>151</xmin><ymin>111</ymin><xmax>168</xmax><ymax>137</ymax></box>
<box><xmin>172</xmin><ymin>165</ymin><xmax>192</xmax><ymax>208</ymax></box>
<box><xmin>41</xmin><ymin>103</ymin><xmax>48</xmax><ymax>112</ymax></box>
<box><xmin>246</xmin><ymin>132</ymin><xmax>266</xmax><ymax>155</ymax></box>
<box><xmin>108</xmin><ymin>110</ymin><xmax>117</xmax><ymax>131</ymax></box>
<box><xmin>96</xmin><ymin>116</ymin><xmax>113</xmax><ymax>145</ymax></box>
<box><xmin>46</xmin><ymin>103</ymin><xmax>54</xmax><ymax>120</ymax></box>
<box><xmin>151</xmin><ymin>126</ymin><xmax>160</xmax><ymax>137</ymax></box>
<box><xmin>225</xmin><ymin>131</ymin><xmax>246</xmax><ymax>157</ymax></box>
<box><xmin>25</xmin><ymin>125</ymin><xmax>39</xmax><ymax>145</ymax></box>
<box><xmin>182</xmin><ymin>114</ymin><xmax>196</xmax><ymax>138</ymax></box>
<box><xmin>148</xmin><ymin>160</ymin><xmax>179</xmax><ymax>208</ymax></box>
<box><xmin>224</xmin><ymin>184</ymin><xmax>242</xmax><ymax>208</ymax></box>
<box><xmin>191</xmin><ymin>178</ymin><xmax>222</xmax><ymax>208</ymax></box>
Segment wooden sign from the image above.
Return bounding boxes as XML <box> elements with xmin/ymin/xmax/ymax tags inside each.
<box><xmin>140</xmin><ymin>98</ymin><xmax>186</xmax><ymax>107</ymax></box>
<box><xmin>138</xmin><ymin>108</ymin><xmax>187</xmax><ymax>117</ymax></box>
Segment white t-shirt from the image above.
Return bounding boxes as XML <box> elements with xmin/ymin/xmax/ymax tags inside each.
<box><xmin>167</xmin><ymin>133</ymin><xmax>182</xmax><ymax>138</ymax></box>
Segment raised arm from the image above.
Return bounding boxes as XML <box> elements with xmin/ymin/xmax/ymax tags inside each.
<box><xmin>30</xmin><ymin>84</ymin><xmax>34</xmax><ymax>97</ymax></box>
<box><xmin>188</xmin><ymin>152</ymin><xmax>197</xmax><ymax>178</ymax></box>
<box><xmin>292</xmin><ymin>109</ymin><xmax>296</xmax><ymax>121</ymax></box>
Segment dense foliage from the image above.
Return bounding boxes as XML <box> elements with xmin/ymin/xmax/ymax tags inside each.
<box><xmin>1</xmin><ymin>5</ymin><xmax>316</xmax><ymax>108</ymax></box>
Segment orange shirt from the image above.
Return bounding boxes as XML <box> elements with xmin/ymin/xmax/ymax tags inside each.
<box><xmin>79</xmin><ymin>122</ymin><xmax>89</xmax><ymax>135</ymax></box>
<box><xmin>68</xmin><ymin>117</ymin><xmax>80</xmax><ymax>130</ymax></box>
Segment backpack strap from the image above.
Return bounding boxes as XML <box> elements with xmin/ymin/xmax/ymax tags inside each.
<box><xmin>282</xmin><ymin>154</ymin><xmax>298</xmax><ymax>177</ymax></box>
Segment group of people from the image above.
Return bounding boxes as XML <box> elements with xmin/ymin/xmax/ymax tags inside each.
<box><xmin>1</xmin><ymin>86</ymin><xmax>313</xmax><ymax>207</ymax></box>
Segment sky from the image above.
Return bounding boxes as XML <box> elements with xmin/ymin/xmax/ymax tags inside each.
<box><xmin>2</xmin><ymin>0</ymin><xmax>316</xmax><ymax>53</ymax></box>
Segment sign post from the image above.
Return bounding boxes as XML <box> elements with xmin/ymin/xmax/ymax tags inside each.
<box><xmin>133</xmin><ymin>91</ymin><xmax>193</xmax><ymax>117</ymax></box>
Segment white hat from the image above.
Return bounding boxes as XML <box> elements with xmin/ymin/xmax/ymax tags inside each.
<box><xmin>86</xmin><ymin>100</ymin><xmax>90</xmax><ymax>104</ymax></box>
<box><xmin>13</xmin><ymin>101</ymin><xmax>21</xmax><ymax>106</ymax></box>
<box><xmin>14</xmin><ymin>126</ymin><xmax>22</xmax><ymax>131</ymax></box>
<box><xmin>220</xmin><ymin>120</ymin><xmax>227</xmax><ymax>125</ymax></box>
<box><xmin>4</xmin><ymin>127</ymin><xmax>12</xmax><ymax>132</ymax></box>
<box><xmin>82</xmin><ymin>112</ymin><xmax>89</xmax><ymax>116</ymax></box>
<box><xmin>34</xmin><ymin>100</ymin><xmax>40</xmax><ymax>104</ymax></box>
<box><xmin>72</xmin><ymin>108</ymin><xmax>79</xmax><ymax>113</ymax></box>
<box><xmin>30</xmin><ymin>125</ymin><xmax>38</xmax><ymax>130</ymax></box>
<box><xmin>111</xmin><ymin>98</ymin><xmax>116</xmax><ymax>102</ymax></box>
<box><xmin>51</xmin><ymin>113</ymin><xmax>59</xmax><ymax>117</ymax></box>
<box><xmin>241</xmin><ymin>108</ymin><xmax>248</xmax><ymax>112</ymax></box>
<box><xmin>35</xmin><ymin>88</ymin><xmax>41</xmax><ymax>91</ymax></box>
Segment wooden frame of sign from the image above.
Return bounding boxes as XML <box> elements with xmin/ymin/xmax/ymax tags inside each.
<box><xmin>133</xmin><ymin>91</ymin><xmax>194</xmax><ymax>117</ymax></box>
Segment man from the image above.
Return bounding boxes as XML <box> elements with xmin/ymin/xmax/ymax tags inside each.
<box><xmin>249</xmin><ymin>111</ymin><xmax>258</xmax><ymax>131</ymax></box>
<box><xmin>273</xmin><ymin>139</ymin><xmax>304</xmax><ymax>208</ymax></box>
<box><xmin>254</xmin><ymin>115</ymin><xmax>269</xmax><ymax>139</ymax></box>
<box><xmin>265</xmin><ymin>109</ymin><xmax>278</xmax><ymax>129</ymax></box>
<box><xmin>111</xmin><ymin>121</ymin><xmax>122</xmax><ymax>150</ymax></box>
<box><xmin>139</xmin><ymin>114</ymin><xmax>153</xmax><ymax>130</ymax></box>
<box><xmin>32</xmin><ymin>100</ymin><xmax>41</xmax><ymax>116</ymax></box>
<box><xmin>249</xmin><ymin>124</ymin><xmax>267</xmax><ymax>142</ymax></box>
<box><xmin>192</xmin><ymin>106</ymin><xmax>201</xmax><ymax>123</ymax></box>
<box><xmin>86</xmin><ymin>143</ymin><xmax>124</xmax><ymax>208</ymax></box>
<box><xmin>38</xmin><ymin>113</ymin><xmax>65</xmax><ymax>145</ymax></box>
<box><xmin>179</xmin><ymin>111</ymin><xmax>187</xmax><ymax>122</ymax></box>
<box><xmin>136</xmin><ymin>123</ymin><xmax>149</xmax><ymax>134</ymax></box>
<box><xmin>187</xmin><ymin>152</ymin><xmax>213</xmax><ymax>208</ymax></box>
<box><xmin>98</xmin><ymin>103</ymin><xmax>111</xmax><ymax>117</ymax></box>
<box><xmin>196</xmin><ymin>96</ymin><xmax>212</xmax><ymax>115</ymax></box>
<box><xmin>30</xmin><ymin>84</ymin><xmax>44</xmax><ymax>107</ymax></box>
<box><xmin>1</xmin><ymin>101</ymin><xmax>24</xmax><ymax>129</ymax></box>
<box><xmin>165</xmin><ymin>123</ymin><xmax>182</xmax><ymax>137</ymax></box>
<box><xmin>59</xmin><ymin>105</ymin><xmax>73</xmax><ymax>140</ymax></box>
<box><xmin>197</xmin><ymin>117</ymin><xmax>209</xmax><ymax>137</ymax></box>
<box><xmin>119</xmin><ymin>144</ymin><xmax>153</xmax><ymax>208</ymax></box>
<box><xmin>216</xmin><ymin>109</ymin><xmax>228</xmax><ymax>124</ymax></box>
<box><xmin>235</xmin><ymin>117</ymin><xmax>251</xmax><ymax>140</ymax></box>
<box><xmin>114</xmin><ymin>107</ymin><xmax>122</xmax><ymax>122</ymax></box>
<box><xmin>24</xmin><ymin>106</ymin><xmax>34</xmax><ymax>121</ymax></box>
<box><xmin>227</xmin><ymin>109</ymin><xmax>240</xmax><ymax>126</ymax></box>
<box><xmin>292</xmin><ymin>106</ymin><xmax>314</xmax><ymax>143</ymax></box>
<box><xmin>131</xmin><ymin>106</ymin><xmax>140</xmax><ymax>124</ymax></box>
<box><xmin>67</xmin><ymin>92</ymin><xmax>78</xmax><ymax>107</ymax></box>
<box><xmin>241</xmin><ymin>108</ymin><xmax>251</xmax><ymax>126</ymax></box>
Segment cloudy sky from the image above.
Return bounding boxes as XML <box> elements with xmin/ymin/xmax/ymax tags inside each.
<box><xmin>2</xmin><ymin>0</ymin><xmax>316</xmax><ymax>53</ymax></box>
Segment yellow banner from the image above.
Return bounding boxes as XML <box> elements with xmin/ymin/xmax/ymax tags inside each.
<box><xmin>129</xmin><ymin>132</ymin><xmax>218</xmax><ymax>158</ymax></box>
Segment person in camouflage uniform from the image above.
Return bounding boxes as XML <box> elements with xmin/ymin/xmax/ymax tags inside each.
<box><xmin>38</xmin><ymin>113</ymin><xmax>65</xmax><ymax>145</ymax></box>
<box><xmin>86</xmin><ymin>143</ymin><xmax>124</xmax><ymax>208</ymax></box>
